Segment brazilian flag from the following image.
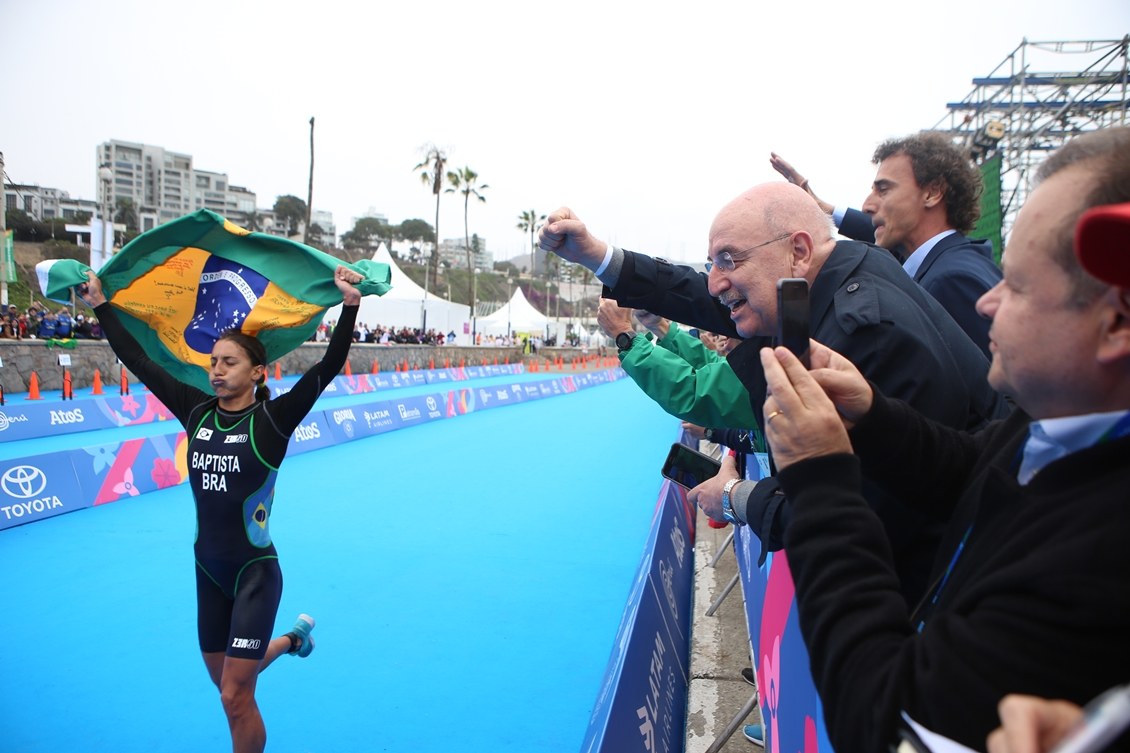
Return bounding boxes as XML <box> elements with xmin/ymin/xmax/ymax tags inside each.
<box><xmin>37</xmin><ymin>209</ymin><xmax>391</xmax><ymax>392</ymax></box>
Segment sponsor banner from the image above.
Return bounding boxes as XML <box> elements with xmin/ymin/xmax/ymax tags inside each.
<box><xmin>580</xmin><ymin>479</ymin><xmax>694</xmax><ymax>753</ymax></box>
<box><xmin>285</xmin><ymin>411</ymin><xmax>336</xmax><ymax>456</ymax></box>
<box><xmin>387</xmin><ymin>393</ymin><xmax>446</xmax><ymax>430</ymax></box>
<box><xmin>332</xmin><ymin>373</ymin><xmax>376</xmax><ymax>396</ymax></box>
<box><xmin>734</xmin><ymin>513</ymin><xmax>833</xmax><ymax>752</ymax></box>
<box><xmin>355</xmin><ymin>402</ymin><xmax>402</xmax><ymax>438</ymax></box>
<box><xmin>424</xmin><ymin>368</ymin><xmax>455</xmax><ymax>385</ymax></box>
<box><xmin>464</xmin><ymin>365</ymin><xmax>486</xmax><ymax>379</ymax></box>
<box><xmin>70</xmin><ymin>431</ymin><xmax>187</xmax><ymax>506</ymax></box>
<box><xmin>0</xmin><ymin>394</ymin><xmax>180</xmax><ymax>443</ymax></box>
<box><xmin>0</xmin><ymin>453</ymin><xmax>92</xmax><ymax>530</ymax></box>
<box><xmin>444</xmin><ymin>387</ymin><xmax>477</xmax><ymax>417</ymax></box>
<box><xmin>371</xmin><ymin>370</ymin><xmax>427</xmax><ymax>390</ymax></box>
<box><xmin>323</xmin><ymin>405</ymin><xmax>364</xmax><ymax>444</ymax></box>
<box><xmin>520</xmin><ymin>382</ymin><xmax>544</xmax><ymax>401</ymax></box>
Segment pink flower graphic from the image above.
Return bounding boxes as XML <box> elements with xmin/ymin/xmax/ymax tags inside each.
<box><xmin>112</xmin><ymin>468</ymin><xmax>140</xmax><ymax>497</ymax></box>
<box><xmin>119</xmin><ymin>394</ymin><xmax>141</xmax><ymax>417</ymax></box>
<box><xmin>151</xmin><ymin>458</ymin><xmax>181</xmax><ymax>489</ymax></box>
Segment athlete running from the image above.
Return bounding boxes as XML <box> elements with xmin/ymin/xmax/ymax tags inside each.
<box><xmin>79</xmin><ymin>265</ymin><xmax>363</xmax><ymax>753</ymax></box>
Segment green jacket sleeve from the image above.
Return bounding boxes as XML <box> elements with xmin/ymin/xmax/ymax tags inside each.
<box><xmin>655</xmin><ymin>322</ymin><xmax>716</xmax><ymax>368</ymax></box>
<box><xmin>618</xmin><ymin>333</ymin><xmax>758</xmax><ymax>429</ymax></box>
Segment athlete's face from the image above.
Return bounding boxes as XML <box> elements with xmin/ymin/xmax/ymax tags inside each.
<box><xmin>209</xmin><ymin>339</ymin><xmax>264</xmax><ymax>402</ymax></box>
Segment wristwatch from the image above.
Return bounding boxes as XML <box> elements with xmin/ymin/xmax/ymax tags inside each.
<box><xmin>615</xmin><ymin>332</ymin><xmax>635</xmax><ymax>352</ymax></box>
<box><xmin>721</xmin><ymin>478</ymin><xmax>741</xmax><ymax>524</ymax></box>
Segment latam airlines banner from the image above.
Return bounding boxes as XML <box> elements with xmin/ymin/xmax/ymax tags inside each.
<box><xmin>580</xmin><ymin>476</ymin><xmax>696</xmax><ymax>753</ymax></box>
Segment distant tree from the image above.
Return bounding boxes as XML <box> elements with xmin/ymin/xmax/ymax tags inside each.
<box><xmin>307</xmin><ymin>223</ymin><xmax>326</xmax><ymax>245</ymax></box>
<box><xmin>414</xmin><ymin>145</ymin><xmax>447</xmax><ymax>292</ymax></box>
<box><xmin>516</xmin><ymin>209</ymin><xmax>546</xmax><ymax>282</ymax></box>
<box><xmin>113</xmin><ymin>197</ymin><xmax>139</xmax><ymax>233</ymax></box>
<box><xmin>397</xmin><ymin>218</ymin><xmax>435</xmax><ymax>247</ymax></box>
<box><xmin>342</xmin><ymin>216</ymin><xmax>392</xmax><ymax>250</ymax></box>
<box><xmin>273</xmin><ymin>195</ymin><xmax>308</xmax><ymax>235</ymax></box>
<box><xmin>445</xmin><ymin>166</ymin><xmax>489</xmax><ymax>317</ymax></box>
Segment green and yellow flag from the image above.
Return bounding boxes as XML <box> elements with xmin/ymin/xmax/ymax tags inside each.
<box><xmin>37</xmin><ymin>209</ymin><xmax>391</xmax><ymax>391</ymax></box>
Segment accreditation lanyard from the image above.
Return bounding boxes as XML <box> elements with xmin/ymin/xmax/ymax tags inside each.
<box><xmin>913</xmin><ymin>410</ymin><xmax>1130</xmax><ymax>633</ymax></box>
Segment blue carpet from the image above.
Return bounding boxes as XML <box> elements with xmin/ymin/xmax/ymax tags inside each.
<box><xmin>0</xmin><ymin>378</ymin><xmax>679</xmax><ymax>752</ymax></box>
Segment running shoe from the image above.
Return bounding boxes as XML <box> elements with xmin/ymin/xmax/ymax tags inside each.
<box><xmin>287</xmin><ymin>613</ymin><xmax>316</xmax><ymax>658</ymax></box>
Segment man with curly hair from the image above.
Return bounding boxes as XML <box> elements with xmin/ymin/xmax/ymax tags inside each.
<box><xmin>772</xmin><ymin>133</ymin><xmax>1002</xmax><ymax>356</ymax></box>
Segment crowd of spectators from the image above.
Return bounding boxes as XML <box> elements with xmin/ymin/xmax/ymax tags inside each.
<box><xmin>0</xmin><ymin>303</ymin><xmax>101</xmax><ymax>340</ymax></box>
<box><xmin>542</xmin><ymin>127</ymin><xmax>1130</xmax><ymax>753</ymax></box>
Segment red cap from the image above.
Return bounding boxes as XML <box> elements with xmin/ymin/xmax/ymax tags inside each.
<box><xmin>1075</xmin><ymin>201</ymin><xmax>1130</xmax><ymax>286</ymax></box>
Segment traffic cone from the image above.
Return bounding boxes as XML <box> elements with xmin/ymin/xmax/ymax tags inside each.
<box><xmin>402</xmin><ymin>359</ymin><xmax>409</xmax><ymax>372</ymax></box>
<box><xmin>26</xmin><ymin>371</ymin><xmax>42</xmax><ymax>400</ymax></box>
<box><xmin>91</xmin><ymin>369</ymin><xmax>104</xmax><ymax>395</ymax></box>
<box><xmin>121</xmin><ymin>367</ymin><xmax>130</xmax><ymax>395</ymax></box>
<box><xmin>429</xmin><ymin>358</ymin><xmax>435</xmax><ymax>370</ymax></box>
<box><xmin>275</xmin><ymin>363</ymin><xmax>282</xmax><ymax>380</ymax></box>
<box><xmin>344</xmin><ymin>360</ymin><xmax>352</xmax><ymax>377</ymax></box>
<box><xmin>444</xmin><ymin>357</ymin><xmax>450</xmax><ymax>368</ymax></box>
<box><xmin>63</xmin><ymin>369</ymin><xmax>73</xmax><ymax>400</ymax></box>
<box><xmin>372</xmin><ymin>359</ymin><xmax>379</xmax><ymax>374</ymax></box>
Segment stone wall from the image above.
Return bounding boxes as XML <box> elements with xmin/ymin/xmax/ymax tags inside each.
<box><xmin>0</xmin><ymin>339</ymin><xmax>595</xmax><ymax>394</ymax></box>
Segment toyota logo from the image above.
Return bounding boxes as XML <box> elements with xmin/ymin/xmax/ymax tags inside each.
<box><xmin>2</xmin><ymin>465</ymin><xmax>48</xmax><ymax>499</ymax></box>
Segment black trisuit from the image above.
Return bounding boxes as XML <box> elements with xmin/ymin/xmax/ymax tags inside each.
<box><xmin>96</xmin><ymin>302</ymin><xmax>358</xmax><ymax>660</ymax></box>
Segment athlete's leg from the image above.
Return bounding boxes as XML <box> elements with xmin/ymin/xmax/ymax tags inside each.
<box><xmin>219</xmin><ymin>655</ymin><xmax>266</xmax><ymax>753</ymax></box>
<box><xmin>221</xmin><ymin>558</ymin><xmax>283</xmax><ymax>753</ymax></box>
<box><xmin>196</xmin><ymin>563</ymin><xmax>235</xmax><ymax>691</ymax></box>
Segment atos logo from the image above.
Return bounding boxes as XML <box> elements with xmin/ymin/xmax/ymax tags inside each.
<box><xmin>2</xmin><ymin>465</ymin><xmax>48</xmax><ymax>499</ymax></box>
<box><xmin>294</xmin><ymin>423</ymin><xmax>321</xmax><ymax>442</ymax></box>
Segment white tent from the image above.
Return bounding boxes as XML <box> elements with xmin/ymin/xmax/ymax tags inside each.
<box><xmin>323</xmin><ymin>243</ymin><xmax>471</xmax><ymax>341</ymax></box>
<box><xmin>477</xmin><ymin>286</ymin><xmax>549</xmax><ymax>337</ymax></box>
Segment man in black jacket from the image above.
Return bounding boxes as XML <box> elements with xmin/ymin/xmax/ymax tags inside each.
<box><xmin>539</xmin><ymin>180</ymin><xmax>1006</xmax><ymax>603</ymax></box>
<box><xmin>756</xmin><ymin>127</ymin><xmax>1130</xmax><ymax>751</ymax></box>
<box><xmin>770</xmin><ymin>134</ymin><xmax>1002</xmax><ymax>358</ymax></box>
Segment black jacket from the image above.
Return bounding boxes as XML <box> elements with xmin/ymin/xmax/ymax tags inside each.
<box><xmin>779</xmin><ymin>395</ymin><xmax>1130</xmax><ymax>752</ymax></box>
<box><xmin>604</xmin><ymin>240</ymin><xmax>1008</xmax><ymax>600</ymax></box>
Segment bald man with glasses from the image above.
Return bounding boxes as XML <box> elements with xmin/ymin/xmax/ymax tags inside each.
<box><xmin>539</xmin><ymin>182</ymin><xmax>1006</xmax><ymax>602</ymax></box>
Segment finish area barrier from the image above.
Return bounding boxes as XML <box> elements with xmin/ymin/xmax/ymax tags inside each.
<box><xmin>580</xmin><ymin>471</ymin><xmax>697</xmax><ymax>753</ymax></box>
<box><xmin>0</xmin><ymin>369</ymin><xmax>623</xmax><ymax>531</ymax></box>
<box><xmin>0</xmin><ymin>363</ymin><xmax>527</xmax><ymax>443</ymax></box>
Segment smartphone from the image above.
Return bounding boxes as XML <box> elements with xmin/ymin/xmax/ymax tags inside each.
<box><xmin>777</xmin><ymin>278</ymin><xmax>811</xmax><ymax>368</ymax></box>
<box><xmin>661</xmin><ymin>443</ymin><xmax>721</xmax><ymax>490</ymax></box>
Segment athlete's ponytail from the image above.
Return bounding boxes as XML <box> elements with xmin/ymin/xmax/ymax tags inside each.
<box><xmin>216</xmin><ymin>330</ymin><xmax>271</xmax><ymax>402</ymax></box>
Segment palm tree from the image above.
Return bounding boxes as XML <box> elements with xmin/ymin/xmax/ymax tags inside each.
<box><xmin>413</xmin><ymin>145</ymin><xmax>447</xmax><ymax>323</ymax></box>
<box><xmin>516</xmin><ymin>209</ymin><xmax>546</xmax><ymax>295</ymax></box>
<box><xmin>445</xmin><ymin>166</ymin><xmax>489</xmax><ymax>334</ymax></box>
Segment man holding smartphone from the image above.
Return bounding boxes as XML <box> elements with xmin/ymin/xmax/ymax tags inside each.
<box><xmin>539</xmin><ymin>179</ymin><xmax>1007</xmax><ymax>603</ymax></box>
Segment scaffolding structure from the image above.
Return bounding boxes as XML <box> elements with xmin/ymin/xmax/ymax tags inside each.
<box><xmin>933</xmin><ymin>36</ymin><xmax>1129</xmax><ymax>242</ymax></box>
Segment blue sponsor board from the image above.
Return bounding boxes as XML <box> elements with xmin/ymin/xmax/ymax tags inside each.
<box><xmin>285</xmin><ymin>411</ymin><xmax>336</xmax><ymax>456</ymax></box>
<box><xmin>0</xmin><ymin>401</ymin><xmax>116</xmax><ymax>442</ymax></box>
<box><xmin>581</xmin><ymin>479</ymin><xmax>695</xmax><ymax>753</ymax></box>
<box><xmin>520</xmin><ymin>382</ymin><xmax>544</xmax><ymax>401</ymax></box>
<box><xmin>474</xmin><ymin>384</ymin><xmax>506</xmax><ymax>411</ymax></box>
<box><xmin>425</xmin><ymin>368</ymin><xmax>455</xmax><ymax>384</ymax></box>
<box><xmin>323</xmin><ymin>405</ymin><xmax>365</xmax><ymax>444</ymax></box>
<box><xmin>386</xmin><ymin>393</ymin><xmax>446</xmax><ymax>429</ymax></box>
<box><xmin>355</xmin><ymin>401</ymin><xmax>402</xmax><ymax>437</ymax></box>
<box><xmin>464</xmin><ymin>365</ymin><xmax>486</xmax><ymax>379</ymax></box>
<box><xmin>0</xmin><ymin>453</ymin><xmax>90</xmax><ymax>530</ymax></box>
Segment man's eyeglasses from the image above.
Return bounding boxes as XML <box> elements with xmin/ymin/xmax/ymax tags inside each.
<box><xmin>705</xmin><ymin>232</ymin><xmax>793</xmax><ymax>273</ymax></box>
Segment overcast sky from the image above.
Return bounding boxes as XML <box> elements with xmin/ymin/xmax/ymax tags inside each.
<box><xmin>4</xmin><ymin>0</ymin><xmax>1127</xmax><ymax>264</ymax></box>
